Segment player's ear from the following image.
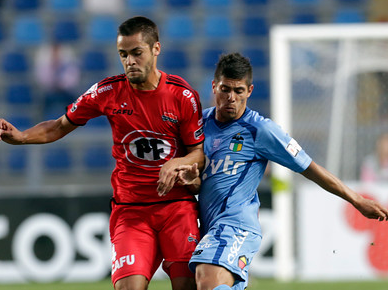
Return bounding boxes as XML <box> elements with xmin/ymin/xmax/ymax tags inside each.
<box><xmin>153</xmin><ymin>41</ymin><xmax>161</xmax><ymax>56</ymax></box>
<box><xmin>212</xmin><ymin>80</ymin><xmax>216</xmax><ymax>94</ymax></box>
<box><xmin>247</xmin><ymin>84</ymin><xmax>254</xmax><ymax>98</ymax></box>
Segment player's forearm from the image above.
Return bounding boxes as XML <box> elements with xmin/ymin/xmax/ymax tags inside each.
<box><xmin>183</xmin><ymin>145</ymin><xmax>205</xmax><ymax>171</ymax></box>
<box><xmin>301</xmin><ymin>161</ymin><xmax>361</xmax><ymax>205</ymax></box>
<box><xmin>302</xmin><ymin>161</ymin><xmax>388</xmax><ymax>220</ymax></box>
<box><xmin>317</xmin><ymin>173</ymin><xmax>361</xmax><ymax>205</ymax></box>
<box><xmin>21</xmin><ymin>119</ymin><xmax>71</xmax><ymax>144</ymax></box>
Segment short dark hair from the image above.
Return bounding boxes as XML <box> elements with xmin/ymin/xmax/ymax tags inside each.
<box><xmin>118</xmin><ymin>16</ymin><xmax>159</xmax><ymax>49</ymax></box>
<box><xmin>214</xmin><ymin>53</ymin><xmax>253</xmax><ymax>86</ymax></box>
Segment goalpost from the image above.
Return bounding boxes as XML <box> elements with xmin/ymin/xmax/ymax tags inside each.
<box><xmin>270</xmin><ymin>23</ymin><xmax>388</xmax><ymax>281</ymax></box>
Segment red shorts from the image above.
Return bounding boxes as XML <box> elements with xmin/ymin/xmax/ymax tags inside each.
<box><xmin>109</xmin><ymin>200</ymin><xmax>199</xmax><ymax>285</ymax></box>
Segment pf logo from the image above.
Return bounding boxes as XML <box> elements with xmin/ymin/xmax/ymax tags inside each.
<box><xmin>345</xmin><ymin>193</ymin><xmax>388</xmax><ymax>273</ymax></box>
<box><xmin>121</xmin><ymin>130</ymin><xmax>177</xmax><ymax>167</ymax></box>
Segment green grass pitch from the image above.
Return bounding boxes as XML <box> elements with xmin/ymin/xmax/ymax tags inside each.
<box><xmin>0</xmin><ymin>278</ymin><xmax>387</xmax><ymax>290</ymax></box>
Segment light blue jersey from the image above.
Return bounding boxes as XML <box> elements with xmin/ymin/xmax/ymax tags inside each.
<box><xmin>198</xmin><ymin>107</ymin><xmax>312</xmax><ymax>236</ymax></box>
<box><xmin>189</xmin><ymin>107</ymin><xmax>312</xmax><ymax>287</ymax></box>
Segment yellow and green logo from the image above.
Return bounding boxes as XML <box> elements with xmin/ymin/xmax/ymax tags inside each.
<box><xmin>229</xmin><ymin>133</ymin><xmax>244</xmax><ymax>152</ymax></box>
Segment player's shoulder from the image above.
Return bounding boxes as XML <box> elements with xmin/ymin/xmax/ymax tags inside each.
<box><xmin>241</xmin><ymin>108</ymin><xmax>267</xmax><ymax>126</ymax></box>
<box><xmin>165</xmin><ymin>73</ymin><xmax>193</xmax><ymax>90</ymax></box>
<box><xmin>238</xmin><ymin>108</ymin><xmax>280</xmax><ymax>138</ymax></box>
<box><xmin>243</xmin><ymin>109</ymin><xmax>287</xmax><ymax>142</ymax></box>
<box><xmin>202</xmin><ymin>107</ymin><xmax>215</xmax><ymax>121</ymax></box>
<box><xmin>165</xmin><ymin>73</ymin><xmax>197</xmax><ymax>97</ymax></box>
<box><xmin>82</xmin><ymin>74</ymin><xmax>126</xmax><ymax>99</ymax></box>
<box><xmin>97</xmin><ymin>73</ymin><xmax>127</xmax><ymax>91</ymax></box>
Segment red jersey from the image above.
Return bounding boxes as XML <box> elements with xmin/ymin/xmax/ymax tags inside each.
<box><xmin>66</xmin><ymin>71</ymin><xmax>204</xmax><ymax>203</ymax></box>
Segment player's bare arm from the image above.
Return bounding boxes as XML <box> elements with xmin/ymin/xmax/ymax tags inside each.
<box><xmin>157</xmin><ymin>143</ymin><xmax>204</xmax><ymax>196</ymax></box>
<box><xmin>0</xmin><ymin>115</ymin><xmax>77</xmax><ymax>145</ymax></box>
<box><xmin>301</xmin><ymin>161</ymin><xmax>388</xmax><ymax>221</ymax></box>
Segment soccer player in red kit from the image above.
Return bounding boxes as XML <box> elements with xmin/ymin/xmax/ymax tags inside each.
<box><xmin>0</xmin><ymin>16</ymin><xmax>204</xmax><ymax>290</ymax></box>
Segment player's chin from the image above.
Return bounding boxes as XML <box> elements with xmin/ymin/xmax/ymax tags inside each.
<box><xmin>223</xmin><ymin>111</ymin><xmax>236</xmax><ymax>120</ymax></box>
<box><xmin>127</xmin><ymin>74</ymin><xmax>145</xmax><ymax>84</ymax></box>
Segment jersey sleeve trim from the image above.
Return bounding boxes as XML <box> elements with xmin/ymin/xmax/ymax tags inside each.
<box><xmin>296</xmin><ymin>157</ymin><xmax>313</xmax><ymax>173</ymax></box>
<box><xmin>65</xmin><ymin>113</ymin><xmax>86</xmax><ymax>126</ymax></box>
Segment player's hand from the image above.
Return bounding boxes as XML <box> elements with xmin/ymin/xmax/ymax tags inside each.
<box><xmin>354</xmin><ymin>197</ymin><xmax>388</xmax><ymax>221</ymax></box>
<box><xmin>157</xmin><ymin>158</ymin><xmax>181</xmax><ymax>197</ymax></box>
<box><xmin>0</xmin><ymin>119</ymin><xmax>22</xmax><ymax>144</ymax></box>
<box><xmin>176</xmin><ymin>163</ymin><xmax>199</xmax><ymax>185</ymax></box>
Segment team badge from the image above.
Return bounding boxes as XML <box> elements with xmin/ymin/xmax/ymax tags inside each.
<box><xmin>238</xmin><ymin>255</ymin><xmax>247</xmax><ymax>270</ymax></box>
<box><xmin>229</xmin><ymin>133</ymin><xmax>244</xmax><ymax>152</ymax></box>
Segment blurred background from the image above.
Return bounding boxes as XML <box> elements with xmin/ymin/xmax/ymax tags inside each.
<box><xmin>0</xmin><ymin>0</ymin><xmax>388</xmax><ymax>286</ymax></box>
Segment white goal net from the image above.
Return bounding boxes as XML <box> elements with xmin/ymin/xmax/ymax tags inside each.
<box><xmin>270</xmin><ymin>23</ymin><xmax>388</xmax><ymax>280</ymax></box>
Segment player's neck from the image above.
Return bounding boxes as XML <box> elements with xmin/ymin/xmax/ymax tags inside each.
<box><xmin>131</xmin><ymin>70</ymin><xmax>161</xmax><ymax>91</ymax></box>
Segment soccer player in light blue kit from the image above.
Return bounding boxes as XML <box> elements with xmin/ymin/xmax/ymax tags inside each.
<box><xmin>177</xmin><ymin>53</ymin><xmax>388</xmax><ymax>290</ymax></box>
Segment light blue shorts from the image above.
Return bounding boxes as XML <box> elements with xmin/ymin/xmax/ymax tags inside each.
<box><xmin>189</xmin><ymin>224</ymin><xmax>262</xmax><ymax>289</ymax></box>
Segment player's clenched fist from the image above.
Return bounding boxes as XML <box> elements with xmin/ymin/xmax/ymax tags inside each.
<box><xmin>0</xmin><ymin>119</ymin><xmax>22</xmax><ymax>144</ymax></box>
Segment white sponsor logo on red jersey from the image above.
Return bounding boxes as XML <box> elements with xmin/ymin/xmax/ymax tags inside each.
<box><xmin>183</xmin><ymin>89</ymin><xmax>193</xmax><ymax>98</ymax></box>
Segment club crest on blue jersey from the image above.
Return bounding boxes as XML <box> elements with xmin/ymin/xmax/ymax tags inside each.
<box><xmin>238</xmin><ymin>255</ymin><xmax>247</xmax><ymax>270</ymax></box>
<box><xmin>229</xmin><ymin>133</ymin><xmax>244</xmax><ymax>152</ymax></box>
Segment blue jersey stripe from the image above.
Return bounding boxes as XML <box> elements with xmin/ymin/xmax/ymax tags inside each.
<box><xmin>212</xmin><ymin>224</ymin><xmax>227</xmax><ymax>264</ymax></box>
<box><xmin>220</xmin><ymin>162</ymin><xmax>253</xmax><ymax>212</ymax></box>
